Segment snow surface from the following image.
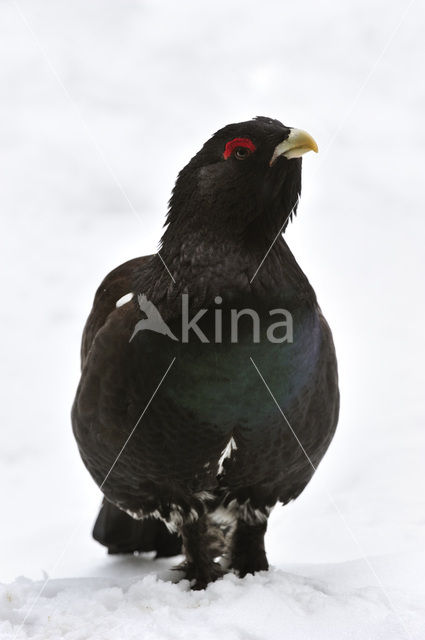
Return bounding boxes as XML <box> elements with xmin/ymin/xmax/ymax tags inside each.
<box><xmin>1</xmin><ymin>0</ymin><xmax>424</xmax><ymax>638</ymax></box>
<box><xmin>2</xmin><ymin>558</ymin><xmax>425</xmax><ymax>640</ymax></box>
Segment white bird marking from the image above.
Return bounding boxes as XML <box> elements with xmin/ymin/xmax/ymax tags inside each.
<box><xmin>217</xmin><ymin>436</ymin><xmax>237</xmax><ymax>475</ymax></box>
<box><xmin>116</xmin><ymin>292</ymin><xmax>134</xmax><ymax>307</ymax></box>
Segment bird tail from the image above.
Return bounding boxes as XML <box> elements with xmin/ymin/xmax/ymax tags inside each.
<box><xmin>92</xmin><ymin>499</ymin><xmax>182</xmax><ymax>557</ymax></box>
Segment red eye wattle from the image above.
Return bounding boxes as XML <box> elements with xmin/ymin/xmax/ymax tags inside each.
<box><xmin>223</xmin><ymin>138</ymin><xmax>256</xmax><ymax>160</ymax></box>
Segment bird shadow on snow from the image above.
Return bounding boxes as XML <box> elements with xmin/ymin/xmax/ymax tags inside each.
<box><xmin>82</xmin><ymin>552</ymin><xmax>184</xmax><ymax>583</ymax></box>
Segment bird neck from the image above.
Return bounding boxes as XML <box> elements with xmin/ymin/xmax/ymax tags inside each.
<box><xmin>151</xmin><ymin>226</ymin><xmax>316</xmax><ymax>311</ymax></box>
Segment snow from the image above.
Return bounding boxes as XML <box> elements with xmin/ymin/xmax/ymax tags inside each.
<box><xmin>0</xmin><ymin>0</ymin><xmax>424</xmax><ymax>638</ymax></box>
<box><xmin>2</xmin><ymin>559</ymin><xmax>425</xmax><ymax>640</ymax></box>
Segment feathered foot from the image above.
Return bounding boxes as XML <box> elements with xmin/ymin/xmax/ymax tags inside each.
<box><xmin>177</xmin><ymin>514</ymin><xmax>226</xmax><ymax>590</ymax></box>
<box><xmin>230</xmin><ymin>519</ymin><xmax>269</xmax><ymax>577</ymax></box>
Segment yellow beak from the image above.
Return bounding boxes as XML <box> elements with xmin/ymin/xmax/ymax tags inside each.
<box><xmin>270</xmin><ymin>128</ymin><xmax>319</xmax><ymax>165</ymax></box>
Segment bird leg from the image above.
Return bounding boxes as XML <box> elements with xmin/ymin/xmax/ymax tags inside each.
<box><xmin>180</xmin><ymin>514</ymin><xmax>225</xmax><ymax>590</ymax></box>
<box><xmin>230</xmin><ymin>518</ymin><xmax>269</xmax><ymax>577</ymax></box>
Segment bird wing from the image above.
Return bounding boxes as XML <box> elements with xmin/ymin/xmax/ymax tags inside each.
<box><xmin>80</xmin><ymin>255</ymin><xmax>154</xmax><ymax>367</ymax></box>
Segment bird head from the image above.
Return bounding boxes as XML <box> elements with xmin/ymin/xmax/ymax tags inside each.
<box><xmin>164</xmin><ymin>116</ymin><xmax>318</xmax><ymax>244</ymax></box>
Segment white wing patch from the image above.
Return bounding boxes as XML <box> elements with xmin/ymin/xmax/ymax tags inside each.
<box><xmin>116</xmin><ymin>292</ymin><xmax>134</xmax><ymax>307</ymax></box>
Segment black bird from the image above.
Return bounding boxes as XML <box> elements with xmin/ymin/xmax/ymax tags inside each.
<box><xmin>72</xmin><ymin>117</ymin><xmax>339</xmax><ymax>589</ymax></box>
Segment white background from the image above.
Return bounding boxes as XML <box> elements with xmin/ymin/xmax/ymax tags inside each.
<box><xmin>0</xmin><ymin>1</ymin><xmax>424</xmax><ymax>638</ymax></box>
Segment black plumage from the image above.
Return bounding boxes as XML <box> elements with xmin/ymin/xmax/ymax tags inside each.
<box><xmin>72</xmin><ymin>116</ymin><xmax>339</xmax><ymax>589</ymax></box>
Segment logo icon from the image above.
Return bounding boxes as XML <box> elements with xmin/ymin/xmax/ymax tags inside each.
<box><xmin>130</xmin><ymin>294</ymin><xmax>178</xmax><ymax>342</ymax></box>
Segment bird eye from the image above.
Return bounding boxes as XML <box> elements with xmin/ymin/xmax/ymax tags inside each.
<box><xmin>223</xmin><ymin>138</ymin><xmax>256</xmax><ymax>160</ymax></box>
<box><xmin>234</xmin><ymin>146</ymin><xmax>252</xmax><ymax>160</ymax></box>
